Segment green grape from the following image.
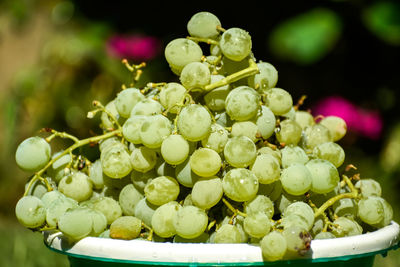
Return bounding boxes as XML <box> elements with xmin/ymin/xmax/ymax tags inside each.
<box><xmin>175</xmin><ymin>158</ymin><xmax>201</xmax><ymax>188</ymax></box>
<box><xmin>215</xmin><ymin>111</ymin><xmax>234</xmax><ymax>127</ymax></box>
<box><xmin>190</xmin><ymin>148</ymin><xmax>222</xmax><ymax>177</ymax></box>
<box><xmin>256</xmin><ymin>106</ymin><xmax>276</xmax><ymax>139</ymax></box>
<box><xmin>275</xmin><ymin>192</ymin><xmax>305</xmax><ymax>215</ymax></box>
<box><xmin>250</xmin><ymin>154</ymin><xmax>281</xmax><ymax>184</ymax></box>
<box><xmin>58</xmin><ymin>207</ymin><xmax>93</xmax><ymax>240</ymax></box>
<box><xmin>276</xmin><ymin>119</ymin><xmax>302</xmax><ymax>145</ymax></box>
<box><xmin>282</xmin><ymin>107</ymin><xmax>296</xmax><ymax>121</ymax></box>
<box><xmin>313</xmin><ymin>142</ymin><xmax>345</xmax><ymax>167</ymax></box>
<box><xmin>225</xmin><ymin>86</ymin><xmax>260</xmax><ymax>121</ymax></box>
<box><xmin>260</xmin><ymin>231</ymin><xmax>287</xmax><ymax>261</ymax></box>
<box><xmin>139</xmin><ymin>114</ymin><xmax>172</xmax><ymax>149</ymax></box>
<box><xmin>373</xmin><ymin>197</ymin><xmax>393</xmax><ymax>228</ymax></box>
<box><xmin>281</xmin><ymin>163</ymin><xmax>312</xmax><ymax>196</ymax></box>
<box><xmin>164</xmin><ymin>38</ymin><xmax>203</xmax><ymax>73</ymax></box>
<box><xmin>103</xmin><ymin>173</ymin><xmax>130</xmax><ymax>190</ymax></box>
<box><xmin>283</xmin><ymin>202</ymin><xmax>315</xmax><ymax>231</ymax></box>
<box><xmin>46</xmin><ymin>196</ymin><xmax>78</xmax><ymax>227</ymax></box>
<box><xmin>159</xmin><ymin>82</ymin><xmax>186</xmax><ymax>114</ymax></box>
<box><xmin>41</xmin><ymin>190</ymin><xmax>65</xmax><ymax>208</ymax></box>
<box><xmin>92</xmin><ymin>197</ymin><xmax>122</xmax><ymax>225</ymax></box>
<box><xmin>130</xmin><ymin>146</ymin><xmax>157</xmax><ymax>173</ymax></box>
<box><xmin>110</xmin><ymin>216</ymin><xmax>142</xmax><ymax>240</ymax></box>
<box><xmin>258</xmin><ymin>180</ymin><xmax>282</xmax><ymax>202</ymax></box>
<box><xmin>152</xmin><ymin>201</ymin><xmax>181</xmax><ymax>238</ymax></box>
<box><xmin>282</xmin><ymin>225</ymin><xmax>311</xmax><ymax>253</ymax></box>
<box><xmin>257</xmin><ymin>146</ymin><xmax>281</xmax><ymax>164</ymax></box>
<box><xmin>333</xmin><ymin>198</ymin><xmax>357</xmax><ymax>218</ymax></box>
<box><xmin>47</xmin><ymin>151</ymin><xmax>71</xmax><ymax>183</ymax></box>
<box><xmin>89</xmin><ymin>209</ymin><xmax>108</xmax><ymax>236</ymax></box>
<box><xmin>248</xmin><ymin>62</ymin><xmax>278</xmax><ymax>92</ymax></box>
<box><xmin>355</xmin><ymin>179</ymin><xmax>382</xmax><ymax>198</ymax></box>
<box><xmin>210</xmin><ymin>43</ymin><xmax>221</xmax><ymax>56</ymax></box>
<box><xmin>180</xmin><ymin>62</ymin><xmax>211</xmax><ymax>89</ymax></box>
<box><xmin>99</xmin><ymin>136</ymin><xmax>121</xmax><ymax>152</ymax></box>
<box><xmin>243</xmin><ymin>212</ymin><xmax>271</xmax><ymax>238</ymax></box>
<box><xmin>87</xmin><ymin>159</ymin><xmax>104</xmax><ymax>190</ymax></box>
<box><xmin>122</xmin><ymin>115</ymin><xmax>148</xmax><ymax>144</ymax></box>
<box><xmin>59</xmin><ymin>171</ymin><xmax>93</xmax><ymax>202</ymax></box>
<box><xmin>265</xmin><ymin>88</ymin><xmax>293</xmax><ymax>116</ymax></box>
<box><xmin>214</xmin><ymin>224</ymin><xmax>242</xmax><ymax>243</ymax></box>
<box><xmin>98</xmin><ymin>229</ymin><xmax>110</xmax><ymax>238</ymax></box>
<box><xmin>24</xmin><ymin>178</ymin><xmax>48</xmax><ymax>199</ymax></box>
<box><xmin>177</xmin><ymin>104</ymin><xmax>212</xmax><ymax>141</ymax></box>
<box><xmin>100</xmin><ymin>144</ymin><xmax>132</xmax><ymax>179</ymax></box>
<box><xmin>306</xmin><ymin>159</ymin><xmax>339</xmax><ymax>194</ymax></box>
<box><xmin>201</xmin><ymin>123</ymin><xmax>229</xmax><ymax>153</ymax></box>
<box><xmin>144</xmin><ymin>176</ymin><xmax>180</xmax><ymax>206</ymax></box>
<box><xmin>320</xmin><ymin>116</ymin><xmax>347</xmax><ymax>142</ymax></box>
<box><xmin>100</xmin><ymin>100</ymin><xmax>122</xmax><ymax>130</ymax></box>
<box><xmin>203</xmin><ymin>75</ymin><xmax>230</xmax><ymax>112</ymax></box>
<box><xmin>224</xmin><ymin>136</ymin><xmax>257</xmax><ymax>168</ymax></box>
<box><xmin>133</xmin><ymin>198</ymin><xmax>158</xmax><ymax>227</ymax></box>
<box><xmin>358</xmin><ymin>196</ymin><xmax>385</xmax><ymax>225</ymax></box>
<box><xmin>295</xmin><ymin>110</ymin><xmax>315</xmax><ymax>129</ymax></box>
<box><xmin>161</xmin><ymin>134</ymin><xmax>189</xmax><ymax>165</ymax></box>
<box><xmin>220</xmin><ymin>28</ymin><xmax>252</xmax><ymax>61</ymax></box>
<box><xmin>231</xmin><ymin>121</ymin><xmax>259</xmax><ymax>142</ymax></box>
<box><xmin>173</xmin><ymin>205</ymin><xmax>208</xmax><ymax>239</ymax></box>
<box><xmin>314</xmin><ymin>231</ymin><xmax>336</xmax><ymax>239</ymax></box>
<box><xmin>331</xmin><ymin>217</ymin><xmax>363</xmax><ymax>237</ymax></box>
<box><xmin>130</xmin><ymin>169</ymin><xmax>155</xmax><ymax>193</ymax></box>
<box><xmin>191</xmin><ymin>176</ymin><xmax>223</xmax><ymax>209</ymax></box>
<box><xmin>119</xmin><ymin>184</ymin><xmax>144</xmax><ymax>216</ymax></box>
<box><xmin>15</xmin><ymin>196</ymin><xmax>46</xmax><ymax>228</ymax></box>
<box><xmin>222</xmin><ymin>168</ymin><xmax>259</xmax><ymax>202</ymax></box>
<box><xmin>187</xmin><ymin>11</ymin><xmax>221</xmax><ymax>39</ymax></box>
<box><xmin>15</xmin><ymin>136</ymin><xmax>51</xmax><ymax>172</ymax></box>
<box><xmin>280</xmin><ymin>146</ymin><xmax>309</xmax><ymax>168</ymax></box>
<box><xmin>301</xmin><ymin>124</ymin><xmax>332</xmax><ymax>150</ymax></box>
<box><xmin>114</xmin><ymin>88</ymin><xmax>145</xmax><ymax>118</ymax></box>
<box><xmin>130</xmin><ymin>98</ymin><xmax>163</xmax><ymax>116</ymax></box>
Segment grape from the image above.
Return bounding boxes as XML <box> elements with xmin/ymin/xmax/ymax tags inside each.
<box><xmin>89</xmin><ymin>209</ymin><xmax>108</xmax><ymax>236</ymax></box>
<box><xmin>92</xmin><ymin>197</ymin><xmax>122</xmax><ymax>225</ymax></box>
<box><xmin>187</xmin><ymin>12</ymin><xmax>221</xmax><ymax>39</ymax></box>
<box><xmin>295</xmin><ymin>110</ymin><xmax>315</xmax><ymax>130</ymax></box>
<box><xmin>282</xmin><ymin>107</ymin><xmax>296</xmax><ymax>121</ymax></box>
<box><xmin>46</xmin><ymin>196</ymin><xmax>78</xmax><ymax>227</ymax></box>
<box><xmin>140</xmin><ymin>114</ymin><xmax>172</xmax><ymax>149</ymax></box>
<box><xmin>159</xmin><ymin>82</ymin><xmax>186</xmax><ymax>114</ymax></box>
<box><xmin>15</xmin><ymin>196</ymin><xmax>46</xmax><ymax>228</ymax></box>
<box><xmin>333</xmin><ymin>198</ymin><xmax>357</xmax><ymax>218</ymax></box>
<box><xmin>373</xmin><ymin>197</ymin><xmax>393</xmax><ymax>228</ymax></box>
<box><xmin>177</xmin><ymin>104</ymin><xmax>212</xmax><ymax>141</ymax></box>
<box><xmin>130</xmin><ymin>98</ymin><xmax>163</xmax><ymax>116</ymax></box>
<box><xmin>101</xmin><ymin>144</ymin><xmax>132</xmax><ymax>179</ymax></box>
<box><xmin>244</xmin><ymin>212</ymin><xmax>271</xmax><ymax>238</ymax></box>
<box><xmin>257</xmin><ymin>146</ymin><xmax>281</xmax><ymax>164</ymax></box>
<box><xmin>231</xmin><ymin>121</ymin><xmax>259</xmax><ymax>142</ymax></box>
<box><xmin>191</xmin><ymin>176</ymin><xmax>223</xmax><ymax>209</ymax></box>
<box><xmin>222</xmin><ymin>168</ymin><xmax>259</xmax><ymax>202</ymax></box>
<box><xmin>15</xmin><ymin>136</ymin><xmax>51</xmax><ymax>172</ymax></box>
<box><xmin>201</xmin><ymin>123</ymin><xmax>229</xmax><ymax>153</ymax></box>
<box><xmin>130</xmin><ymin>146</ymin><xmax>157</xmax><ymax>173</ymax></box>
<box><xmin>119</xmin><ymin>184</ymin><xmax>143</xmax><ymax>216</ymax></box>
<box><xmin>133</xmin><ymin>198</ymin><xmax>158</xmax><ymax>227</ymax></box>
<box><xmin>161</xmin><ymin>134</ymin><xmax>189</xmax><ymax>165</ymax></box>
<box><xmin>214</xmin><ymin>224</ymin><xmax>242</xmax><ymax>243</ymax></box>
<box><xmin>144</xmin><ymin>176</ymin><xmax>180</xmax><ymax>206</ymax></box>
<box><xmin>331</xmin><ymin>217</ymin><xmax>363</xmax><ymax>237</ymax></box>
<box><xmin>250</xmin><ymin>154</ymin><xmax>281</xmax><ymax>184</ymax></box>
<box><xmin>58</xmin><ymin>207</ymin><xmax>93</xmax><ymax>240</ymax></box>
<box><xmin>114</xmin><ymin>88</ymin><xmax>145</xmax><ymax>118</ymax></box>
<box><xmin>110</xmin><ymin>216</ymin><xmax>142</xmax><ymax>240</ymax></box>
<box><xmin>358</xmin><ymin>196</ymin><xmax>385</xmax><ymax>225</ymax></box>
<box><xmin>190</xmin><ymin>148</ymin><xmax>222</xmax><ymax>177</ymax></box>
<box><xmin>203</xmin><ymin>75</ymin><xmax>230</xmax><ymax>112</ymax></box>
<box><xmin>314</xmin><ymin>231</ymin><xmax>336</xmax><ymax>239</ymax></box>
<box><xmin>41</xmin><ymin>190</ymin><xmax>65</xmax><ymax>208</ymax></box>
<box><xmin>175</xmin><ymin>158</ymin><xmax>201</xmax><ymax>188</ymax></box>
<box><xmin>99</xmin><ymin>136</ymin><xmax>121</xmax><ymax>152</ymax></box>
<box><xmin>103</xmin><ymin>173</ymin><xmax>130</xmax><ymax>190</ymax></box>
<box><xmin>58</xmin><ymin>172</ymin><xmax>93</xmax><ymax>202</ymax></box>
<box><xmin>355</xmin><ymin>179</ymin><xmax>382</xmax><ymax>198</ymax></box>
<box><xmin>180</xmin><ymin>62</ymin><xmax>211</xmax><ymax>89</ymax></box>
<box><xmin>130</xmin><ymin>169</ymin><xmax>155</xmax><ymax>193</ymax></box>
<box><xmin>224</xmin><ymin>136</ymin><xmax>257</xmax><ymax>168</ymax></box>
<box><xmin>301</xmin><ymin>124</ymin><xmax>332</xmax><ymax>150</ymax></box>
<box><xmin>282</xmin><ymin>225</ymin><xmax>311</xmax><ymax>253</ymax></box>
<box><xmin>173</xmin><ymin>205</ymin><xmax>208</xmax><ymax>239</ymax></box>
<box><xmin>248</xmin><ymin>62</ymin><xmax>278</xmax><ymax>92</ymax></box>
<box><xmin>256</xmin><ymin>106</ymin><xmax>276</xmax><ymax>139</ymax></box>
<box><xmin>100</xmin><ymin>101</ymin><xmax>122</xmax><ymax>130</ymax></box>
<box><xmin>164</xmin><ymin>38</ymin><xmax>203</xmax><ymax>73</ymax></box>
<box><xmin>210</xmin><ymin>43</ymin><xmax>221</xmax><ymax>56</ymax></box>
<box><xmin>220</xmin><ymin>28</ymin><xmax>252</xmax><ymax>61</ymax></box>
<box><xmin>276</xmin><ymin>119</ymin><xmax>302</xmax><ymax>145</ymax></box>
<box><xmin>320</xmin><ymin>116</ymin><xmax>347</xmax><ymax>142</ymax></box>
<box><xmin>151</xmin><ymin>201</ymin><xmax>181</xmax><ymax>238</ymax></box>
<box><xmin>306</xmin><ymin>159</ymin><xmax>339</xmax><ymax>194</ymax></box>
<box><xmin>258</xmin><ymin>181</ymin><xmax>283</xmax><ymax>202</ymax></box>
<box><xmin>283</xmin><ymin>202</ymin><xmax>315</xmax><ymax>231</ymax></box>
<box><xmin>280</xmin><ymin>146</ymin><xmax>309</xmax><ymax>168</ymax></box>
<box><xmin>47</xmin><ymin>151</ymin><xmax>71</xmax><ymax>183</ymax></box>
<box><xmin>260</xmin><ymin>231</ymin><xmax>287</xmax><ymax>261</ymax></box>
<box><xmin>265</xmin><ymin>88</ymin><xmax>293</xmax><ymax>116</ymax></box>
<box><xmin>281</xmin><ymin>163</ymin><xmax>312</xmax><ymax>196</ymax></box>
<box><xmin>313</xmin><ymin>142</ymin><xmax>345</xmax><ymax>167</ymax></box>
<box><xmin>225</xmin><ymin>86</ymin><xmax>260</xmax><ymax>121</ymax></box>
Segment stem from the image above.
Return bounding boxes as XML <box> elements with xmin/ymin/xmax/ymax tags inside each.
<box><xmin>93</xmin><ymin>101</ymin><xmax>122</xmax><ymax>130</ymax></box>
<box><xmin>142</xmin><ymin>222</ymin><xmax>153</xmax><ymax>241</ymax></box>
<box><xmin>46</xmin><ymin>129</ymin><xmax>80</xmax><ymax>144</ymax></box>
<box><xmin>186</xmin><ymin>36</ymin><xmax>219</xmax><ymax>45</ymax></box>
<box><xmin>314</xmin><ymin>192</ymin><xmax>357</xmax><ymax>219</ymax></box>
<box><xmin>204</xmin><ymin>58</ymin><xmax>259</xmax><ymax>92</ymax></box>
<box><xmin>222</xmin><ymin>198</ymin><xmax>247</xmax><ymax>218</ymax></box>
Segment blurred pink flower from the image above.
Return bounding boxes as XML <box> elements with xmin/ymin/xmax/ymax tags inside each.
<box><xmin>107</xmin><ymin>34</ymin><xmax>161</xmax><ymax>61</ymax></box>
<box><xmin>312</xmin><ymin>96</ymin><xmax>383</xmax><ymax>140</ymax></box>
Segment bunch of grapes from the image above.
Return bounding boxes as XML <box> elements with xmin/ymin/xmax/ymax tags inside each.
<box><xmin>14</xmin><ymin>12</ymin><xmax>393</xmax><ymax>262</ymax></box>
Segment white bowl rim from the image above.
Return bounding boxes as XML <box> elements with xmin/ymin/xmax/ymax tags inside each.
<box><xmin>44</xmin><ymin>221</ymin><xmax>400</xmax><ymax>265</ymax></box>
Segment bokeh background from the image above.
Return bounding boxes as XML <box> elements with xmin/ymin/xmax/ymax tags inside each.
<box><xmin>1</xmin><ymin>0</ymin><xmax>400</xmax><ymax>266</ymax></box>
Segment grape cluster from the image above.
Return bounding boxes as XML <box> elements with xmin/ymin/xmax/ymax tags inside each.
<box><xmin>15</xmin><ymin>11</ymin><xmax>393</xmax><ymax>262</ymax></box>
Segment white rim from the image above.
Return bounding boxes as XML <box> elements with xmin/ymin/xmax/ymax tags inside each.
<box><xmin>45</xmin><ymin>221</ymin><xmax>399</xmax><ymax>264</ymax></box>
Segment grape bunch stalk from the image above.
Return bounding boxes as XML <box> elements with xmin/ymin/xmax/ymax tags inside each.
<box><xmin>14</xmin><ymin>11</ymin><xmax>393</xmax><ymax>262</ymax></box>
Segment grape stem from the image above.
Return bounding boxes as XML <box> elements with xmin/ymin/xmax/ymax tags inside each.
<box><xmin>45</xmin><ymin>129</ymin><xmax>80</xmax><ymax>144</ymax></box>
<box><xmin>204</xmin><ymin>58</ymin><xmax>259</xmax><ymax>92</ymax></box>
<box><xmin>92</xmin><ymin>100</ymin><xmax>122</xmax><ymax>131</ymax></box>
<box><xmin>222</xmin><ymin>198</ymin><xmax>247</xmax><ymax>218</ymax></box>
<box><xmin>141</xmin><ymin>222</ymin><xmax>154</xmax><ymax>241</ymax></box>
<box><xmin>23</xmin><ymin>129</ymin><xmax>122</xmax><ymax>196</ymax></box>
<box><xmin>186</xmin><ymin>36</ymin><xmax>219</xmax><ymax>45</ymax></box>
<box><xmin>313</xmin><ymin>175</ymin><xmax>358</xmax><ymax>218</ymax></box>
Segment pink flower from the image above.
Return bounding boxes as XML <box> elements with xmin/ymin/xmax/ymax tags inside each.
<box><xmin>312</xmin><ymin>96</ymin><xmax>383</xmax><ymax>140</ymax></box>
<box><xmin>107</xmin><ymin>34</ymin><xmax>161</xmax><ymax>61</ymax></box>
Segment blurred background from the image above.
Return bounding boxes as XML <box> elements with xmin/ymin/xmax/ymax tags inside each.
<box><xmin>0</xmin><ymin>0</ymin><xmax>399</xmax><ymax>266</ymax></box>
